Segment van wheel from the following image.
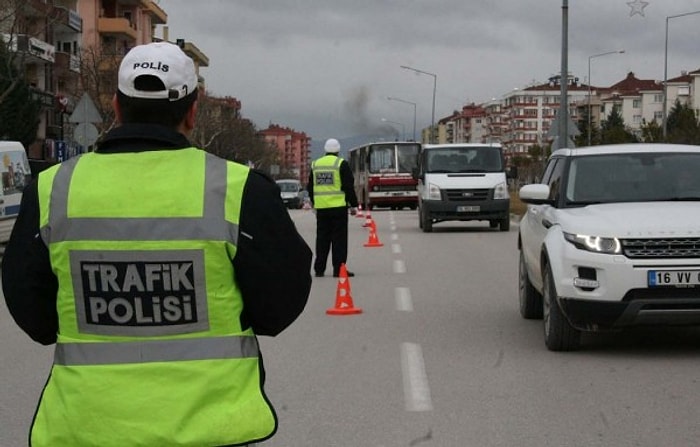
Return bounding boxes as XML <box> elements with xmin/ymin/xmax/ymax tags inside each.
<box><xmin>489</xmin><ymin>220</ymin><xmax>498</xmax><ymax>229</ymax></box>
<box><xmin>421</xmin><ymin>208</ymin><xmax>432</xmax><ymax>233</ymax></box>
<box><xmin>499</xmin><ymin>217</ymin><xmax>510</xmax><ymax>231</ymax></box>
<box><xmin>418</xmin><ymin>207</ymin><xmax>424</xmax><ymax>229</ymax></box>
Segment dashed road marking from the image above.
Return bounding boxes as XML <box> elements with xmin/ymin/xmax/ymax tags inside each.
<box><xmin>401</xmin><ymin>343</ymin><xmax>433</xmax><ymax>412</ymax></box>
<box><xmin>393</xmin><ymin>259</ymin><xmax>406</xmax><ymax>274</ymax></box>
<box><xmin>395</xmin><ymin>287</ymin><xmax>413</xmax><ymax>312</ymax></box>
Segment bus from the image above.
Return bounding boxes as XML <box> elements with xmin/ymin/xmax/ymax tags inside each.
<box><xmin>347</xmin><ymin>141</ymin><xmax>420</xmax><ymax>210</ymax></box>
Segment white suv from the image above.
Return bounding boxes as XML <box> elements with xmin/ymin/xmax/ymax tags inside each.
<box><xmin>518</xmin><ymin>144</ymin><xmax>700</xmax><ymax>351</ymax></box>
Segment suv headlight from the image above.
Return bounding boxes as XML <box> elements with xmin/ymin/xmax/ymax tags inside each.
<box><xmin>427</xmin><ymin>183</ymin><xmax>441</xmax><ymax>200</ymax></box>
<box><xmin>494</xmin><ymin>181</ymin><xmax>509</xmax><ymax>200</ymax></box>
<box><xmin>563</xmin><ymin>232</ymin><xmax>621</xmax><ymax>254</ymax></box>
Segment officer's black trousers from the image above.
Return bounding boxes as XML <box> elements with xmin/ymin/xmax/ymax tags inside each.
<box><xmin>314</xmin><ymin>207</ymin><xmax>349</xmax><ymax>275</ymax></box>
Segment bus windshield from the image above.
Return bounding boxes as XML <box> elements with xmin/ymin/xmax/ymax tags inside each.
<box><xmin>368</xmin><ymin>143</ymin><xmax>419</xmax><ymax>174</ymax></box>
<box><xmin>425</xmin><ymin>146</ymin><xmax>503</xmax><ymax>173</ymax></box>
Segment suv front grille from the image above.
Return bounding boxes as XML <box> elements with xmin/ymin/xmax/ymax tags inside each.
<box><xmin>621</xmin><ymin>238</ymin><xmax>700</xmax><ymax>259</ymax></box>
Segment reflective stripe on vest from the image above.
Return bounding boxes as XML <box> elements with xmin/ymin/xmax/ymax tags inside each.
<box><xmin>55</xmin><ymin>336</ymin><xmax>259</xmax><ymax>365</ymax></box>
<box><xmin>41</xmin><ymin>154</ymin><xmax>238</xmax><ymax>244</ymax></box>
<box><xmin>312</xmin><ymin>155</ymin><xmax>345</xmax><ymax>208</ymax></box>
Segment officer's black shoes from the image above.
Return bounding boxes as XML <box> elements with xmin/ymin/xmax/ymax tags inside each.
<box><xmin>314</xmin><ymin>272</ymin><xmax>324</xmax><ymax>277</ymax></box>
<box><xmin>333</xmin><ymin>270</ymin><xmax>355</xmax><ymax>278</ymax></box>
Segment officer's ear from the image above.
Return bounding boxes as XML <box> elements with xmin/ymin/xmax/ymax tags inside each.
<box><xmin>112</xmin><ymin>94</ymin><xmax>123</xmax><ymax>125</ymax></box>
<box><xmin>183</xmin><ymin>99</ymin><xmax>197</xmax><ymax>132</ymax></box>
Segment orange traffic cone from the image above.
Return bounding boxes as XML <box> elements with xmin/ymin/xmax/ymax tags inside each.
<box><xmin>363</xmin><ymin>220</ymin><xmax>384</xmax><ymax>247</ymax></box>
<box><xmin>356</xmin><ymin>204</ymin><xmax>364</xmax><ymax>218</ymax></box>
<box><xmin>362</xmin><ymin>209</ymin><xmax>373</xmax><ymax>227</ymax></box>
<box><xmin>326</xmin><ymin>264</ymin><xmax>362</xmax><ymax>315</ymax></box>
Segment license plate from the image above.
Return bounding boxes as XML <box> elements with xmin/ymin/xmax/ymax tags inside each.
<box><xmin>457</xmin><ymin>205</ymin><xmax>480</xmax><ymax>212</ymax></box>
<box><xmin>648</xmin><ymin>270</ymin><xmax>700</xmax><ymax>287</ymax></box>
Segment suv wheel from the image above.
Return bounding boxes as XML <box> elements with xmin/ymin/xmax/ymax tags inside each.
<box><xmin>519</xmin><ymin>250</ymin><xmax>543</xmax><ymax>319</ymax></box>
<box><xmin>543</xmin><ymin>263</ymin><xmax>580</xmax><ymax>351</ymax></box>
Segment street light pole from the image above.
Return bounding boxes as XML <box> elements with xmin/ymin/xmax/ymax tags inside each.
<box><xmin>558</xmin><ymin>0</ymin><xmax>569</xmax><ymax>150</ymax></box>
<box><xmin>663</xmin><ymin>10</ymin><xmax>700</xmax><ymax>139</ymax></box>
<box><xmin>400</xmin><ymin>65</ymin><xmax>437</xmax><ymax>143</ymax></box>
<box><xmin>381</xmin><ymin>118</ymin><xmax>405</xmax><ymax>141</ymax></box>
<box><xmin>587</xmin><ymin>50</ymin><xmax>624</xmax><ymax>146</ymax></box>
<box><xmin>387</xmin><ymin>96</ymin><xmax>417</xmax><ymax>141</ymax></box>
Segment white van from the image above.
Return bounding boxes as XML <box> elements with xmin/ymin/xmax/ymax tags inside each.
<box><xmin>275</xmin><ymin>179</ymin><xmax>303</xmax><ymax>209</ymax></box>
<box><xmin>0</xmin><ymin>141</ymin><xmax>32</xmax><ymax>243</ymax></box>
<box><xmin>413</xmin><ymin>143</ymin><xmax>512</xmax><ymax>232</ymax></box>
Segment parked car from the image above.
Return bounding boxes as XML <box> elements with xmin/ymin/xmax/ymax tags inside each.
<box><xmin>518</xmin><ymin>144</ymin><xmax>700</xmax><ymax>351</ymax></box>
<box><xmin>276</xmin><ymin>179</ymin><xmax>303</xmax><ymax>209</ymax></box>
<box><xmin>0</xmin><ymin>141</ymin><xmax>31</xmax><ymax>244</ymax></box>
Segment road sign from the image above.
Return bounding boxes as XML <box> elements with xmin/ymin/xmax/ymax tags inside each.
<box><xmin>69</xmin><ymin>94</ymin><xmax>102</xmax><ymax>124</ymax></box>
<box><xmin>74</xmin><ymin>123</ymin><xmax>99</xmax><ymax>147</ymax></box>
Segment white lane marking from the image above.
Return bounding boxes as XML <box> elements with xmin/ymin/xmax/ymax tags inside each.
<box><xmin>391</xmin><ymin>234</ymin><xmax>399</xmax><ymax>241</ymax></box>
<box><xmin>392</xmin><ymin>243</ymin><xmax>402</xmax><ymax>254</ymax></box>
<box><xmin>390</xmin><ymin>225</ymin><xmax>397</xmax><ymax>231</ymax></box>
<box><xmin>401</xmin><ymin>343</ymin><xmax>433</xmax><ymax>412</ymax></box>
<box><xmin>395</xmin><ymin>287</ymin><xmax>413</xmax><ymax>312</ymax></box>
<box><xmin>393</xmin><ymin>259</ymin><xmax>406</xmax><ymax>274</ymax></box>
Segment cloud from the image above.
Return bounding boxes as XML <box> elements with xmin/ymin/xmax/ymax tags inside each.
<box><xmin>159</xmin><ymin>0</ymin><xmax>700</xmax><ymax>142</ymax></box>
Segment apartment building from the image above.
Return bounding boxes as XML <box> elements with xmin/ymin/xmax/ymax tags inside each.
<box><xmin>260</xmin><ymin>124</ymin><xmax>312</xmax><ymax>182</ymax></box>
<box><xmin>433</xmin><ymin>69</ymin><xmax>699</xmax><ymax>158</ymax></box>
<box><xmin>2</xmin><ymin>0</ymin><xmax>208</xmax><ymax>170</ymax></box>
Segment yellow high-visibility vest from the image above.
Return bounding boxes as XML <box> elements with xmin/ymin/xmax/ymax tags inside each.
<box><xmin>312</xmin><ymin>154</ymin><xmax>346</xmax><ymax>209</ymax></box>
<box><xmin>32</xmin><ymin>148</ymin><xmax>276</xmax><ymax>447</ymax></box>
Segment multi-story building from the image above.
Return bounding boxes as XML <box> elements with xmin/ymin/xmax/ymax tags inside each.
<box><xmin>1</xmin><ymin>0</ymin><xmax>209</xmax><ymax>171</ymax></box>
<box><xmin>432</xmin><ymin>68</ymin><xmax>699</xmax><ymax>159</ymax></box>
<box><xmin>259</xmin><ymin>124</ymin><xmax>312</xmax><ymax>182</ymax></box>
<box><xmin>598</xmin><ymin>72</ymin><xmax>662</xmax><ymax>138</ymax></box>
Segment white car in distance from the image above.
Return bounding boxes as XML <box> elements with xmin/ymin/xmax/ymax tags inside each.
<box><xmin>518</xmin><ymin>144</ymin><xmax>700</xmax><ymax>351</ymax></box>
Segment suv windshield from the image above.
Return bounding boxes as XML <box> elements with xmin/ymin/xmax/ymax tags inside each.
<box><xmin>565</xmin><ymin>152</ymin><xmax>700</xmax><ymax>205</ymax></box>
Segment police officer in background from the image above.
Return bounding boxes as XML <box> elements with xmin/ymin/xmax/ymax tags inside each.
<box><xmin>308</xmin><ymin>138</ymin><xmax>359</xmax><ymax>277</ymax></box>
<box><xmin>2</xmin><ymin>42</ymin><xmax>311</xmax><ymax>447</ymax></box>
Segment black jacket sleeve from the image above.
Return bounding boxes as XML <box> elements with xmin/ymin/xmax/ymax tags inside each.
<box><xmin>1</xmin><ymin>181</ymin><xmax>59</xmax><ymax>345</ymax></box>
<box><xmin>234</xmin><ymin>170</ymin><xmax>312</xmax><ymax>336</ymax></box>
<box><xmin>340</xmin><ymin>160</ymin><xmax>359</xmax><ymax>208</ymax></box>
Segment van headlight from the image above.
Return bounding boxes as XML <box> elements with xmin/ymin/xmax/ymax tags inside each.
<box><xmin>428</xmin><ymin>183</ymin><xmax>441</xmax><ymax>200</ymax></box>
<box><xmin>494</xmin><ymin>181</ymin><xmax>509</xmax><ymax>200</ymax></box>
<box><xmin>563</xmin><ymin>232</ymin><xmax>621</xmax><ymax>254</ymax></box>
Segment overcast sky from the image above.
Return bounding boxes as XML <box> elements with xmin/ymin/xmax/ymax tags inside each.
<box><xmin>157</xmin><ymin>0</ymin><xmax>700</xmax><ymax>144</ymax></box>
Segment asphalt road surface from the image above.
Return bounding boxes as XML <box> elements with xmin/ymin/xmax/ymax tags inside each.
<box><xmin>2</xmin><ymin>209</ymin><xmax>700</xmax><ymax>447</ymax></box>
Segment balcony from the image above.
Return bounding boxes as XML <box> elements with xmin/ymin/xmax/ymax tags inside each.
<box><xmin>22</xmin><ymin>0</ymin><xmax>51</xmax><ymax>18</ymax></box>
<box><xmin>54</xmin><ymin>51</ymin><xmax>81</xmax><ymax>75</ymax></box>
<box><xmin>52</xmin><ymin>7</ymin><xmax>83</xmax><ymax>33</ymax></box>
<box><xmin>30</xmin><ymin>88</ymin><xmax>57</xmax><ymax>109</ymax></box>
<box><xmin>97</xmin><ymin>17</ymin><xmax>138</xmax><ymax>41</ymax></box>
<box><xmin>181</xmin><ymin>42</ymin><xmax>209</xmax><ymax>67</ymax></box>
<box><xmin>146</xmin><ymin>1</ymin><xmax>167</xmax><ymax>24</ymax></box>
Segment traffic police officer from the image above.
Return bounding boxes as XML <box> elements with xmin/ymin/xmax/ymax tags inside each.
<box><xmin>2</xmin><ymin>42</ymin><xmax>311</xmax><ymax>447</ymax></box>
<box><xmin>308</xmin><ymin>138</ymin><xmax>359</xmax><ymax>277</ymax></box>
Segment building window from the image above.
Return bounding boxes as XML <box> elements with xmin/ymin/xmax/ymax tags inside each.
<box><xmin>654</xmin><ymin>94</ymin><xmax>663</xmax><ymax>103</ymax></box>
<box><xmin>633</xmin><ymin>99</ymin><xmax>641</xmax><ymax>108</ymax></box>
<box><xmin>678</xmin><ymin>86</ymin><xmax>690</xmax><ymax>96</ymax></box>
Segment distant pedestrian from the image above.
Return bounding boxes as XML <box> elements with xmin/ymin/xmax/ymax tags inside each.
<box><xmin>308</xmin><ymin>138</ymin><xmax>359</xmax><ymax>277</ymax></box>
<box><xmin>2</xmin><ymin>41</ymin><xmax>311</xmax><ymax>447</ymax></box>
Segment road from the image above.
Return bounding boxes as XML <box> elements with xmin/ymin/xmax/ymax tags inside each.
<box><xmin>2</xmin><ymin>209</ymin><xmax>700</xmax><ymax>447</ymax></box>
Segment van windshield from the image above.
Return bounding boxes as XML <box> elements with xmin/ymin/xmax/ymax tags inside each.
<box><xmin>425</xmin><ymin>146</ymin><xmax>503</xmax><ymax>173</ymax></box>
<box><xmin>277</xmin><ymin>181</ymin><xmax>300</xmax><ymax>192</ymax></box>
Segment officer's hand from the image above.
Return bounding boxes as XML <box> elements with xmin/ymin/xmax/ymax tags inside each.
<box><xmin>350</xmin><ymin>207</ymin><xmax>357</xmax><ymax>216</ymax></box>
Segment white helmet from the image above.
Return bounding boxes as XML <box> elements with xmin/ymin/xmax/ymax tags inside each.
<box><xmin>324</xmin><ymin>138</ymin><xmax>341</xmax><ymax>153</ymax></box>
